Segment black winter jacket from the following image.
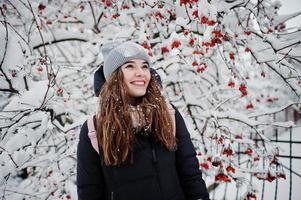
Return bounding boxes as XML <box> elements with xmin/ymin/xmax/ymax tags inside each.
<box><xmin>77</xmin><ymin>107</ymin><xmax>210</xmax><ymax>200</ymax></box>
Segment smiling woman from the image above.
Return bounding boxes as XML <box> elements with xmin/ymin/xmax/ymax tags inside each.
<box><xmin>121</xmin><ymin>59</ymin><xmax>151</xmax><ymax>99</ymax></box>
<box><xmin>76</xmin><ymin>41</ymin><xmax>210</xmax><ymax>200</ymax></box>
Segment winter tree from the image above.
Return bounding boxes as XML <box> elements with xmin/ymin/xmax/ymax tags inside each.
<box><xmin>1</xmin><ymin>0</ymin><xmax>301</xmax><ymax>199</ymax></box>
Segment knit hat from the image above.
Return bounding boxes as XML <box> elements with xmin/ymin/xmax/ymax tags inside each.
<box><xmin>101</xmin><ymin>41</ymin><xmax>151</xmax><ymax>80</ymax></box>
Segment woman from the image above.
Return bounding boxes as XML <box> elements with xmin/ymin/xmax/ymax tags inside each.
<box><xmin>77</xmin><ymin>41</ymin><xmax>210</xmax><ymax>200</ymax></box>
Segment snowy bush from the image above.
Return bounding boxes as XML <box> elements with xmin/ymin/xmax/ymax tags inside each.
<box><xmin>1</xmin><ymin>0</ymin><xmax>301</xmax><ymax>199</ymax></box>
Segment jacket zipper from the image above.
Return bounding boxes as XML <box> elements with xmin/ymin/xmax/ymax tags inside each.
<box><xmin>149</xmin><ymin>137</ymin><xmax>163</xmax><ymax>200</ymax></box>
<box><xmin>111</xmin><ymin>191</ymin><xmax>114</xmax><ymax>200</ymax></box>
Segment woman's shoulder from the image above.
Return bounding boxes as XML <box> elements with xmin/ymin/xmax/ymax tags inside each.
<box><xmin>79</xmin><ymin>119</ymin><xmax>89</xmax><ymax>141</ymax></box>
<box><xmin>167</xmin><ymin>102</ymin><xmax>181</xmax><ymax>120</ymax></box>
<box><xmin>80</xmin><ymin>115</ymin><xmax>96</xmax><ymax>135</ymax></box>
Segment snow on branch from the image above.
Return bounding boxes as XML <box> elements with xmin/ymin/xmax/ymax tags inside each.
<box><xmin>1</xmin><ymin>0</ymin><xmax>300</xmax><ymax>199</ymax></box>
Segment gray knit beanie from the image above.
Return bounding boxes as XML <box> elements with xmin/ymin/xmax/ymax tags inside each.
<box><xmin>101</xmin><ymin>41</ymin><xmax>151</xmax><ymax>80</ymax></box>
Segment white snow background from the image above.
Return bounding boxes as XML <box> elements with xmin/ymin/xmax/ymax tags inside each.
<box><xmin>1</xmin><ymin>0</ymin><xmax>301</xmax><ymax>199</ymax></box>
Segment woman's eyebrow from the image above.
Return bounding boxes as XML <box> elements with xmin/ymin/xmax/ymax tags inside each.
<box><xmin>124</xmin><ymin>61</ymin><xmax>148</xmax><ymax>65</ymax></box>
<box><xmin>124</xmin><ymin>61</ymin><xmax>135</xmax><ymax>64</ymax></box>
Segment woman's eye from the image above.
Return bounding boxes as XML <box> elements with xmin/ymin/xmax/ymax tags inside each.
<box><xmin>142</xmin><ymin>65</ymin><xmax>149</xmax><ymax>69</ymax></box>
<box><xmin>126</xmin><ymin>64</ymin><xmax>134</xmax><ymax>68</ymax></box>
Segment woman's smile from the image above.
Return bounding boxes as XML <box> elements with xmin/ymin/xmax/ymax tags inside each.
<box><xmin>121</xmin><ymin>59</ymin><xmax>151</xmax><ymax>98</ymax></box>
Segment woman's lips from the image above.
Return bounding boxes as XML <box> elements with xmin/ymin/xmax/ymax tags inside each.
<box><xmin>131</xmin><ymin>81</ymin><xmax>145</xmax><ymax>86</ymax></box>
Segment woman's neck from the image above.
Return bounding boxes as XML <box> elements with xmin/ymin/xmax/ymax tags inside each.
<box><xmin>128</xmin><ymin>97</ymin><xmax>142</xmax><ymax>106</ymax></box>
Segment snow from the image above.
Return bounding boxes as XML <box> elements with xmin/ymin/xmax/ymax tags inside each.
<box><xmin>1</xmin><ymin>0</ymin><xmax>301</xmax><ymax>199</ymax></box>
<box><xmin>3</xmin><ymin>80</ymin><xmax>54</xmax><ymax>111</ymax></box>
<box><xmin>210</xmin><ymin>126</ymin><xmax>301</xmax><ymax>200</ymax></box>
<box><xmin>5</xmin><ymin>133</ymin><xmax>29</xmax><ymax>154</ymax></box>
<box><xmin>29</xmin><ymin>29</ymin><xmax>90</xmax><ymax>49</ymax></box>
<box><xmin>273</xmin><ymin>11</ymin><xmax>301</xmax><ymax>25</ymax></box>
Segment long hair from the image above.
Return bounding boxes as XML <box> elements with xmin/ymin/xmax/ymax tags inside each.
<box><xmin>96</xmin><ymin>68</ymin><xmax>176</xmax><ymax>166</ymax></box>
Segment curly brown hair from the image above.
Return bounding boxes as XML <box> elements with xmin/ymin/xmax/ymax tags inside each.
<box><xmin>96</xmin><ymin>68</ymin><xmax>176</xmax><ymax>166</ymax></box>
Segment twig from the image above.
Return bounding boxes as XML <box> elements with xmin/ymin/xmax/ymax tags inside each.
<box><xmin>27</xmin><ymin>0</ymin><xmax>47</xmax><ymax>55</ymax></box>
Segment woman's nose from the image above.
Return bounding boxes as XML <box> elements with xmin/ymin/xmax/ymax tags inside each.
<box><xmin>134</xmin><ymin>67</ymin><xmax>144</xmax><ymax>76</ymax></box>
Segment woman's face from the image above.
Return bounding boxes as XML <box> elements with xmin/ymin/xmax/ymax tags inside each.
<box><xmin>121</xmin><ymin>59</ymin><xmax>151</xmax><ymax>98</ymax></box>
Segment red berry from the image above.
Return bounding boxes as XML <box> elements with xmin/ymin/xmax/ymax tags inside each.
<box><xmin>229</xmin><ymin>52</ymin><xmax>235</xmax><ymax>60</ymax></box>
<box><xmin>112</xmin><ymin>13</ymin><xmax>120</xmax><ymax>19</ymax></box>
<box><xmin>226</xmin><ymin>165</ymin><xmax>235</xmax><ymax>173</ymax></box>
<box><xmin>197</xmin><ymin>67</ymin><xmax>205</xmax><ymax>73</ymax></box>
<box><xmin>245</xmin><ymin>148</ymin><xmax>253</xmax><ymax>156</ymax></box>
<box><xmin>57</xmin><ymin>87</ymin><xmax>63</xmax><ymax>95</ymax></box>
<box><xmin>79</xmin><ymin>5</ymin><xmax>84</xmax><ymax>12</ymax></box>
<box><xmin>192</xmin><ymin>10</ymin><xmax>198</xmax><ymax>18</ymax></box>
<box><xmin>201</xmin><ymin>16</ymin><xmax>208</xmax><ymax>24</ymax></box>
<box><xmin>188</xmin><ymin>38</ymin><xmax>195</xmax><ymax>47</ymax></box>
<box><xmin>207</xmin><ymin>20</ymin><xmax>216</xmax><ymax>26</ymax></box>
<box><xmin>122</xmin><ymin>5</ymin><xmax>129</xmax><ymax>9</ymax></box>
<box><xmin>141</xmin><ymin>41</ymin><xmax>151</xmax><ymax>50</ymax></box>
<box><xmin>192</xmin><ymin>61</ymin><xmax>198</xmax><ymax>67</ymax></box>
<box><xmin>38</xmin><ymin>4</ymin><xmax>46</xmax><ymax>12</ymax></box>
<box><xmin>200</xmin><ymin>162</ymin><xmax>210</xmax><ymax>170</ymax></box>
<box><xmin>234</xmin><ymin>135</ymin><xmax>242</xmax><ymax>139</ymax></box>
<box><xmin>239</xmin><ymin>84</ymin><xmax>247</xmax><ymax>97</ymax></box>
<box><xmin>222</xmin><ymin>148</ymin><xmax>233</xmax><ymax>157</ymax></box>
<box><xmin>212</xmin><ymin>30</ymin><xmax>223</xmax><ymax>38</ymax></box>
<box><xmin>183</xmin><ymin>30</ymin><xmax>189</xmax><ymax>36</ymax></box>
<box><xmin>161</xmin><ymin>47</ymin><xmax>169</xmax><ymax>54</ymax></box>
<box><xmin>246</xmin><ymin>103</ymin><xmax>254</xmax><ymax>109</ymax></box>
<box><xmin>155</xmin><ymin>11</ymin><xmax>164</xmax><ymax>20</ymax></box>
<box><xmin>245</xmin><ymin>47</ymin><xmax>251</xmax><ymax>52</ymax></box>
<box><xmin>12</xmin><ymin>71</ymin><xmax>17</xmax><ymax>77</ymax></box>
<box><xmin>171</xmin><ymin>40</ymin><xmax>181</xmax><ymax>49</ymax></box>
<box><xmin>228</xmin><ymin>81</ymin><xmax>235</xmax><ymax>88</ymax></box>
<box><xmin>192</xmin><ymin>50</ymin><xmax>203</xmax><ymax>55</ymax></box>
<box><xmin>47</xmin><ymin>170</ymin><xmax>53</xmax><ymax>177</ymax></box>
<box><xmin>37</xmin><ymin>66</ymin><xmax>43</xmax><ymax>72</ymax></box>
<box><xmin>215</xmin><ymin>173</ymin><xmax>231</xmax><ymax>182</ymax></box>
<box><xmin>211</xmin><ymin>37</ymin><xmax>222</xmax><ymax>45</ymax></box>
